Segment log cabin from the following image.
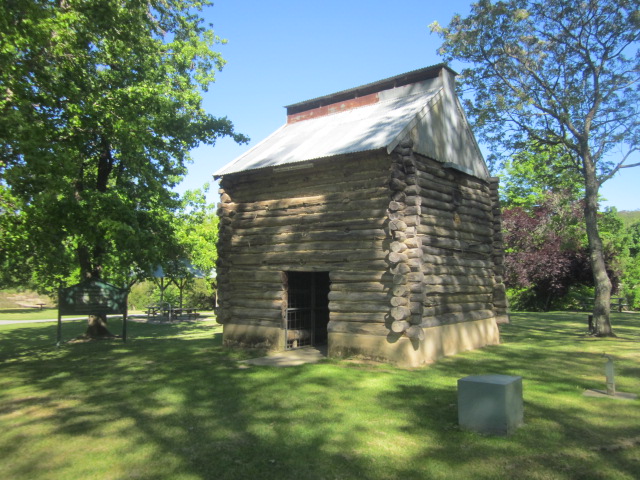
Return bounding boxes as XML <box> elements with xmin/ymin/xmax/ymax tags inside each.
<box><xmin>214</xmin><ymin>64</ymin><xmax>509</xmax><ymax>367</ymax></box>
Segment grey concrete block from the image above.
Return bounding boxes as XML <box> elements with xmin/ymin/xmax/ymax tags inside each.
<box><xmin>458</xmin><ymin>374</ymin><xmax>523</xmax><ymax>435</ymax></box>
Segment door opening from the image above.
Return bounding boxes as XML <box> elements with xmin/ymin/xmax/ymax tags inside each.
<box><xmin>285</xmin><ymin>271</ymin><xmax>330</xmax><ymax>349</ymax></box>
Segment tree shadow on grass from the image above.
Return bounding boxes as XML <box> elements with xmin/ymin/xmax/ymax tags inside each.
<box><xmin>1</xmin><ymin>321</ymin><xmax>387</xmax><ymax>479</ymax></box>
<box><xmin>1</xmin><ymin>313</ymin><xmax>639</xmax><ymax>480</ymax></box>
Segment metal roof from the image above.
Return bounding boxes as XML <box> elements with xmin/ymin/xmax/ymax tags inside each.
<box><xmin>285</xmin><ymin>63</ymin><xmax>456</xmax><ymax>115</ymax></box>
<box><xmin>214</xmin><ymin>64</ymin><xmax>489</xmax><ymax>180</ymax></box>
<box><xmin>215</xmin><ymin>88</ymin><xmax>441</xmax><ymax>177</ymax></box>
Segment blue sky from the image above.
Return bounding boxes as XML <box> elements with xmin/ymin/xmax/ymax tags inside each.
<box><xmin>176</xmin><ymin>0</ymin><xmax>640</xmax><ymax>212</ymax></box>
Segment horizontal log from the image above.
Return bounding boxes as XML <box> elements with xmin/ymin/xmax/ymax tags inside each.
<box><xmin>228</xmin><ymin>299</ymin><xmax>282</xmax><ymax>309</ymax></box>
<box><xmin>420</xmin><ymin>309</ymin><xmax>495</xmax><ymax>328</ymax></box>
<box><xmin>423</xmin><ymin>293</ymin><xmax>493</xmax><ymax>304</ymax></box>
<box><xmin>229</xmin><ymin>228</ymin><xmax>388</xmax><ymax>248</ymax></box>
<box><xmin>389</xmin><ymin>178</ymin><xmax>407</xmax><ymax>191</ymax></box>
<box><xmin>393</xmin><ymin>230</ymin><xmax>407</xmax><ymax>241</ymax></box>
<box><xmin>420</xmin><ymin>237</ymin><xmax>493</xmax><ymax>254</ymax></box>
<box><xmin>392</xmin><ymin>285</ymin><xmax>409</xmax><ymax>297</ymax></box>
<box><xmin>411</xmin><ymin>176</ymin><xmax>492</xmax><ymax>208</ymax></box>
<box><xmin>390</xmin><ymin>296</ymin><xmax>408</xmax><ymax>307</ymax></box>
<box><xmin>390</xmin><ymin>241</ymin><xmax>408</xmax><ymax>253</ymax></box>
<box><xmin>222</xmin><ymin>188</ymin><xmax>389</xmax><ymax>214</ymax></box>
<box><xmin>389</xmin><ymin>219</ymin><xmax>407</xmax><ymax>231</ymax></box>
<box><xmin>228</xmin><ymin>306</ymin><xmax>283</xmax><ymax>319</ymax></box>
<box><xmin>391</xmin><ymin>306</ymin><xmax>411</xmax><ymax>321</ymax></box>
<box><xmin>230</xmin><ymin>177</ymin><xmax>389</xmax><ymax>203</ymax></box>
<box><xmin>329</xmin><ymin>282</ymin><xmax>390</xmax><ymax>293</ymax></box>
<box><xmin>327</xmin><ymin>320</ymin><xmax>390</xmax><ymax>336</ymax></box>
<box><xmin>330</xmin><ymin>271</ymin><xmax>393</xmax><ymax>284</ymax></box>
<box><xmin>422</xmin><ymin>275</ymin><xmax>495</xmax><ymax>287</ymax></box>
<box><xmin>229</xmin><ymin>248</ymin><xmax>388</xmax><ymax>266</ymax></box>
<box><xmin>404</xmin><ymin>205</ymin><xmax>421</xmax><ymax>216</ymax></box>
<box><xmin>390</xmin><ymin>263</ymin><xmax>411</xmax><ymax>275</ymax></box>
<box><xmin>424</xmin><ymin>266</ymin><xmax>494</xmax><ymax>278</ymax></box>
<box><xmin>228</xmin><ymin>239</ymin><xmax>384</xmax><ymax>256</ymax></box>
<box><xmin>421</xmin><ymin>254</ymin><xmax>494</xmax><ymax>269</ymax></box>
<box><xmin>418</xmin><ymin>215</ymin><xmax>494</xmax><ymax>239</ymax></box>
<box><xmin>329</xmin><ymin>312</ymin><xmax>387</xmax><ymax>323</ymax></box>
<box><xmin>422</xmin><ymin>303</ymin><xmax>493</xmax><ymax>317</ymax></box>
<box><xmin>413</xmin><ymin>156</ymin><xmax>491</xmax><ymax>193</ymax></box>
<box><xmin>226</xmin><ymin>270</ymin><xmax>282</xmax><ymax>283</ymax></box>
<box><xmin>419</xmin><ymin>193</ymin><xmax>491</xmax><ymax>215</ymax></box>
<box><xmin>422</xmin><ymin>284</ymin><xmax>493</xmax><ymax>295</ymax></box>
<box><xmin>328</xmin><ymin>291</ymin><xmax>391</xmax><ymax>302</ymax></box>
<box><xmin>229</xmin><ymin>217</ymin><xmax>387</xmax><ymax>236</ymax></box>
<box><xmin>388</xmin><ymin>252</ymin><xmax>409</xmax><ymax>264</ymax></box>
<box><xmin>330</xmin><ymin>301</ymin><xmax>390</xmax><ymax>314</ymax></box>
<box><xmin>223</xmin><ymin>317</ymin><xmax>283</xmax><ymax>329</ymax></box>
<box><xmin>391</xmin><ymin>320</ymin><xmax>410</xmax><ymax>333</ymax></box>
<box><xmin>405</xmin><ymin>325</ymin><xmax>425</xmax><ymax>341</ymax></box>
<box><xmin>225</xmin><ymin>155</ymin><xmax>389</xmax><ymax>190</ymax></box>
<box><xmin>230</xmin><ymin>208</ymin><xmax>389</xmax><ymax>229</ymax></box>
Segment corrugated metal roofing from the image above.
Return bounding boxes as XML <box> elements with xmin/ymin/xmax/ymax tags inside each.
<box><xmin>284</xmin><ymin>63</ymin><xmax>456</xmax><ymax>114</ymax></box>
<box><xmin>214</xmin><ymin>89</ymin><xmax>441</xmax><ymax>177</ymax></box>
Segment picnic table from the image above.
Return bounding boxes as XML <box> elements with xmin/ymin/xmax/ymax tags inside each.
<box><xmin>168</xmin><ymin>307</ymin><xmax>200</xmax><ymax>320</ymax></box>
<box><xmin>579</xmin><ymin>296</ymin><xmax>628</xmax><ymax>312</ymax></box>
<box><xmin>146</xmin><ymin>303</ymin><xmax>199</xmax><ymax>320</ymax></box>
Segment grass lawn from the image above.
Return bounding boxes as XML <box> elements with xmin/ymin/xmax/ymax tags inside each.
<box><xmin>0</xmin><ymin>312</ymin><xmax>638</xmax><ymax>480</ymax></box>
<box><xmin>0</xmin><ymin>308</ymin><xmax>62</xmax><ymax>321</ymax></box>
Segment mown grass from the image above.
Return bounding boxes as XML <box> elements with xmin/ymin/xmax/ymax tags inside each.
<box><xmin>0</xmin><ymin>312</ymin><xmax>638</xmax><ymax>480</ymax></box>
<box><xmin>0</xmin><ymin>308</ymin><xmax>68</xmax><ymax>321</ymax></box>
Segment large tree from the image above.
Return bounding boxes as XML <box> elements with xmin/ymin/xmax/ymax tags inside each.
<box><xmin>0</xmin><ymin>0</ymin><xmax>246</xmax><ymax>336</ymax></box>
<box><xmin>432</xmin><ymin>0</ymin><xmax>640</xmax><ymax>335</ymax></box>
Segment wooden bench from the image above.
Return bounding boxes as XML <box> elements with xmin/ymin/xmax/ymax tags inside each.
<box><xmin>17</xmin><ymin>302</ymin><xmax>46</xmax><ymax>310</ymax></box>
<box><xmin>579</xmin><ymin>297</ymin><xmax>628</xmax><ymax>313</ymax></box>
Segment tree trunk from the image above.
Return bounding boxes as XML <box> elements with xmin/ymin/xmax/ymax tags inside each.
<box><xmin>86</xmin><ymin>314</ymin><xmax>115</xmax><ymax>338</ymax></box>
<box><xmin>583</xmin><ymin>154</ymin><xmax>614</xmax><ymax>336</ymax></box>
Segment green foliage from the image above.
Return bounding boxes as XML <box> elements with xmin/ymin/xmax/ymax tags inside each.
<box><xmin>501</xmin><ymin>144</ymin><xmax>584</xmax><ymax>209</ymax></box>
<box><xmin>0</xmin><ymin>0</ymin><xmax>247</xmax><ymax>292</ymax></box>
<box><xmin>175</xmin><ymin>183</ymin><xmax>219</xmax><ymax>275</ymax></box>
<box><xmin>128</xmin><ymin>279</ymin><xmax>215</xmax><ymax>310</ymax></box>
<box><xmin>432</xmin><ymin>0</ymin><xmax>640</xmax><ymax>178</ymax></box>
<box><xmin>507</xmin><ymin>285</ymin><xmax>596</xmax><ymax>312</ymax></box>
<box><xmin>621</xmin><ymin>222</ymin><xmax>640</xmax><ymax>310</ymax></box>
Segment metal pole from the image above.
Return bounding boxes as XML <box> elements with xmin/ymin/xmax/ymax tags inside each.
<box><xmin>57</xmin><ymin>289</ymin><xmax>62</xmax><ymax>347</ymax></box>
<box><xmin>604</xmin><ymin>354</ymin><xmax>615</xmax><ymax>395</ymax></box>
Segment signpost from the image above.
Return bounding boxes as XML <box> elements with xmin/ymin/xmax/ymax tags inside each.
<box><xmin>57</xmin><ymin>280</ymin><xmax>128</xmax><ymax>345</ymax></box>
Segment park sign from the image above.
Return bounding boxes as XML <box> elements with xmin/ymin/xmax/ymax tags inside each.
<box><xmin>57</xmin><ymin>279</ymin><xmax>128</xmax><ymax>345</ymax></box>
<box><xmin>59</xmin><ymin>279</ymin><xmax>127</xmax><ymax>316</ymax></box>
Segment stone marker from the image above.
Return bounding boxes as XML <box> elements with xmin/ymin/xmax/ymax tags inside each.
<box><xmin>583</xmin><ymin>354</ymin><xmax>638</xmax><ymax>400</ymax></box>
<box><xmin>458</xmin><ymin>374</ymin><xmax>523</xmax><ymax>436</ymax></box>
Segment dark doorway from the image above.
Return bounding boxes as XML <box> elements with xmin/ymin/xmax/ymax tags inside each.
<box><xmin>285</xmin><ymin>271</ymin><xmax>330</xmax><ymax>349</ymax></box>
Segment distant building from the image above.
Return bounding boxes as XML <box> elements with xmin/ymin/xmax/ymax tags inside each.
<box><xmin>214</xmin><ymin>64</ymin><xmax>508</xmax><ymax>367</ymax></box>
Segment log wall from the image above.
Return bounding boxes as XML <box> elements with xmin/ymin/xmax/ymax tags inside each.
<box><xmin>216</xmin><ymin>142</ymin><xmax>507</xmax><ymax>363</ymax></box>
<box><xmin>386</xmin><ymin>139</ymin><xmax>508</xmax><ymax>342</ymax></box>
<box><xmin>216</xmin><ymin>151</ymin><xmax>394</xmax><ymax>349</ymax></box>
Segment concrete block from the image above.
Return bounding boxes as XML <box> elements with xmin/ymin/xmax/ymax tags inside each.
<box><xmin>458</xmin><ymin>374</ymin><xmax>523</xmax><ymax>435</ymax></box>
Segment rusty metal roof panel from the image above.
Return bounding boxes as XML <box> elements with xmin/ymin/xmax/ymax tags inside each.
<box><xmin>214</xmin><ymin>89</ymin><xmax>440</xmax><ymax>177</ymax></box>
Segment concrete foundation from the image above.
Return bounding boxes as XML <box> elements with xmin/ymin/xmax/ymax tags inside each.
<box><xmin>328</xmin><ymin>316</ymin><xmax>500</xmax><ymax>367</ymax></box>
<box><xmin>222</xmin><ymin>323</ymin><xmax>285</xmax><ymax>350</ymax></box>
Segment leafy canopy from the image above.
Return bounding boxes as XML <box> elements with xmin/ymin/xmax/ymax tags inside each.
<box><xmin>0</xmin><ymin>0</ymin><xmax>247</xmax><ymax>290</ymax></box>
<box><xmin>431</xmin><ymin>0</ymin><xmax>640</xmax><ymax>181</ymax></box>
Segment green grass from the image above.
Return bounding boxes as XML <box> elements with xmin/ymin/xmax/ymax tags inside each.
<box><xmin>0</xmin><ymin>308</ymin><xmax>64</xmax><ymax>321</ymax></box>
<box><xmin>1</xmin><ymin>313</ymin><xmax>638</xmax><ymax>480</ymax></box>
